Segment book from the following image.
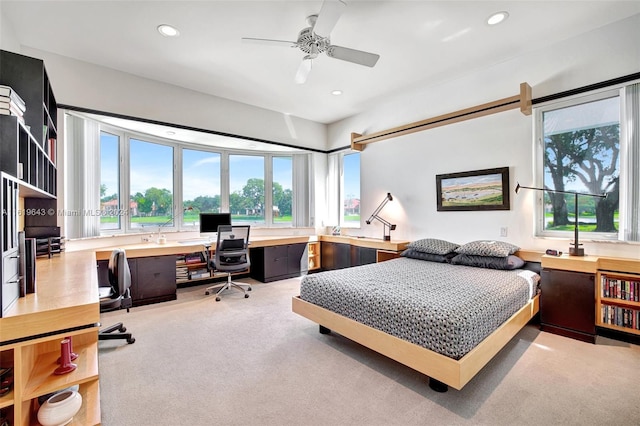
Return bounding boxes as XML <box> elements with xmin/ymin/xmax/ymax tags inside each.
<box><xmin>0</xmin><ymin>86</ymin><xmax>26</xmax><ymax>111</ymax></box>
<box><xmin>0</xmin><ymin>107</ymin><xmax>26</xmax><ymax>124</ymax></box>
<box><xmin>0</xmin><ymin>105</ymin><xmax>24</xmax><ymax>117</ymax></box>
<box><xmin>0</xmin><ymin>95</ymin><xmax>26</xmax><ymax>112</ymax></box>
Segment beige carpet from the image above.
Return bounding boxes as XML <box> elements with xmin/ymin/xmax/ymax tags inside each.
<box><xmin>98</xmin><ymin>277</ymin><xmax>640</xmax><ymax>425</ymax></box>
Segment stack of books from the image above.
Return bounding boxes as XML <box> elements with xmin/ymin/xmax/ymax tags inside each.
<box><xmin>0</xmin><ymin>85</ymin><xmax>26</xmax><ymax>124</ymax></box>
<box><xmin>176</xmin><ymin>265</ymin><xmax>189</xmax><ymax>282</ymax></box>
<box><xmin>188</xmin><ymin>268</ymin><xmax>210</xmax><ymax>280</ymax></box>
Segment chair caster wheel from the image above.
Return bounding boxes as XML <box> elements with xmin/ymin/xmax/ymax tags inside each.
<box><xmin>248</xmin><ymin>287</ymin><xmax>252</xmax><ymax>291</ymax></box>
<box><xmin>215</xmin><ymin>297</ymin><xmax>221</xmax><ymax>302</ymax></box>
<box><xmin>205</xmin><ymin>291</ymin><xmax>210</xmax><ymax>295</ymax></box>
<box><xmin>127</xmin><ymin>338</ymin><xmax>135</xmax><ymax>344</ymax></box>
<box><xmin>119</xmin><ymin>326</ymin><xmax>127</xmax><ymax>333</ymax></box>
<box><xmin>244</xmin><ymin>294</ymin><xmax>249</xmax><ymax>298</ymax></box>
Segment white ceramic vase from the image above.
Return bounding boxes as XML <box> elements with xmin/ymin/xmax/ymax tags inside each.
<box><xmin>37</xmin><ymin>390</ymin><xmax>83</xmax><ymax>426</ymax></box>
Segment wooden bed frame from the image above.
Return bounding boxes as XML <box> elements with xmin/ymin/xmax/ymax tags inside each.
<box><xmin>292</xmin><ymin>250</ymin><xmax>542</xmax><ymax>392</ymax></box>
<box><xmin>292</xmin><ymin>295</ymin><xmax>538</xmax><ymax>391</ymax></box>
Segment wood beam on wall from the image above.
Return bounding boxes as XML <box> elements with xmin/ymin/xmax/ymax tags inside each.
<box><xmin>351</xmin><ymin>82</ymin><xmax>532</xmax><ymax>150</ymax></box>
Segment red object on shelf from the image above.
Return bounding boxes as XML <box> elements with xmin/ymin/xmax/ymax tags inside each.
<box><xmin>57</xmin><ymin>336</ymin><xmax>78</xmax><ymax>363</ymax></box>
<box><xmin>54</xmin><ymin>339</ymin><xmax>77</xmax><ymax>375</ymax></box>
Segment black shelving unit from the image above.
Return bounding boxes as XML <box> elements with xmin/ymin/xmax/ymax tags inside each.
<box><xmin>1</xmin><ymin>50</ymin><xmax>58</xmax><ymax>320</ymax></box>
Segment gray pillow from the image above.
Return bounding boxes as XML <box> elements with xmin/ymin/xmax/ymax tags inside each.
<box><xmin>400</xmin><ymin>249</ymin><xmax>451</xmax><ymax>263</ymax></box>
<box><xmin>450</xmin><ymin>254</ymin><xmax>525</xmax><ymax>270</ymax></box>
<box><xmin>407</xmin><ymin>238</ymin><xmax>459</xmax><ymax>255</ymax></box>
<box><xmin>455</xmin><ymin>240</ymin><xmax>519</xmax><ymax>257</ymax></box>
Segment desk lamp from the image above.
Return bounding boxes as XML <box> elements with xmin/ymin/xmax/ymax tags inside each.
<box><xmin>366</xmin><ymin>192</ymin><xmax>396</xmax><ymax>241</ymax></box>
<box><xmin>515</xmin><ymin>183</ymin><xmax>607</xmax><ymax>256</ymax></box>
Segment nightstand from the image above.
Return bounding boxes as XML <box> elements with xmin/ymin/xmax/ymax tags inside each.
<box><xmin>540</xmin><ymin>255</ymin><xmax>597</xmax><ymax>343</ymax></box>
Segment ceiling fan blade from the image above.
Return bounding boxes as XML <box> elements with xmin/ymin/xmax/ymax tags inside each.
<box><xmin>326</xmin><ymin>45</ymin><xmax>380</xmax><ymax>67</ymax></box>
<box><xmin>313</xmin><ymin>0</ymin><xmax>346</xmax><ymax>37</ymax></box>
<box><xmin>241</xmin><ymin>37</ymin><xmax>297</xmax><ymax>47</ymax></box>
<box><xmin>295</xmin><ymin>58</ymin><xmax>313</xmax><ymax>84</ymax></box>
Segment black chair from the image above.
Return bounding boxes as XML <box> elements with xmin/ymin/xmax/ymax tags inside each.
<box><xmin>99</xmin><ymin>248</ymin><xmax>135</xmax><ymax>344</ymax></box>
<box><xmin>205</xmin><ymin>225</ymin><xmax>252</xmax><ymax>301</ymax></box>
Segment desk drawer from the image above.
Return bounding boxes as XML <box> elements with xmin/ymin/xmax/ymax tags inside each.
<box><xmin>3</xmin><ymin>249</ymin><xmax>19</xmax><ymax>279</ymax></box>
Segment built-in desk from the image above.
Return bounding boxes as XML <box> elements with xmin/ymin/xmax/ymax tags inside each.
<box><xmin>94</xmin><ymin>236</ymin><xmax>317</xmax><ymax>303</ymax></box>
<box><xmin>0</xmin><ymin>251</ymin><xmax>101</xmax><ymax>426</ymax></box>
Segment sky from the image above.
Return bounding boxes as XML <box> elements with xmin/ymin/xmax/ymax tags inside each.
<box><xmin>343</xmin><ymin>152</ymin><xmax>360</xmax><ymax>199</ymax></box>
<box><xmin>101</xmin><ymin>134</ymin><xmax>294</xmax><ymax>204</ymax></box>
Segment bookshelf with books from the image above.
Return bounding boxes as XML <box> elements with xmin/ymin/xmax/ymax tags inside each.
<box><xmin>0</xmin><ymin>50</ymin><xmax>57</xmax><ymax>148</ymax></box>
<box><xmin>176</xmin><ymin>251</ymin><xmax>211</xmax><ymax>284</ymax></box>
<box><xmin>597</xmin><ymin>271</ymin><xmax>640</xmax><ymax>335</ymax></box>
<box><xmin>0</xmin><ymin>50</ymin><xmax>57</xmax><ymax>199</ymax></box>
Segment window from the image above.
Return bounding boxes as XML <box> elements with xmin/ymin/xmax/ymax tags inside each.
<box><xmin>100</xmin><ymin>131</ymin><xmax>120</xmax><ymax>231</ymax></box>
<box><xmin>182</xmin><ymin>148</ymin><xmax>221</xmax><ymax>226</ymax></box>
<box><xmin>129</xmin><ymin>139</ymin><xmax>174</xmax><ymax>230</ymax></box>
<box><xmin>535</xmin><ymin>82</ymin><xmax>640</xmax><ymax>242</ymax></box>
<box><xmin>342</xmin><ymin>152</ymin><xmax>361</xmax><ymax>227</ymax></box>
<box><xmin>272</xmin><ymin>156</ymin><xmax>292</xmax><ymax>225</ymax></box>
<box><xmin>229</xmin><ymin>155</ymin><xmax>265</xmax><ymax>224</ymax></box>
<box><xmin>65</xmin><ymin>114</ymin><xmax>311</xmax><ymax>239</ymax></box>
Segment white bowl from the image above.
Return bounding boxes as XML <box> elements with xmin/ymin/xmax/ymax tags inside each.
<box><xmin>37</xmin><ymin>390</ymin><xmax>83</xmax><ymax>426</ymax></box>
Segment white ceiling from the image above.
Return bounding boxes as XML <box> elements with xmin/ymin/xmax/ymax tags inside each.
<box><xmin>2</xmin><ymin>1</ymin><xmax>640</xmax><ymax>125</ymax></box>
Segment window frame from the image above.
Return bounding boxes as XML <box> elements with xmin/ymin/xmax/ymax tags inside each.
<box><xmin>533</xmin><ymin>87</ymin><xmax>623</xmax><ymax>242</ymax></box>
<box><xmin>97</xmin><ymin>124</ymin><xmax>299</xmax><ymax>235</ymax></box>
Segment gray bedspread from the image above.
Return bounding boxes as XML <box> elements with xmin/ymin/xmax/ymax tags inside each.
<box><xmin>299</xmin><ymin>258</ymin><xmax>540</xmax><ymax>360</ymax></box>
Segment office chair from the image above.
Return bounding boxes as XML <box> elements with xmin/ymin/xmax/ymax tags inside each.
<box><xmin>205</xmin><ymin>225</ymin><xmax>252</xmax><ymax>301</ymax></box>
<box><xmin>99</xmin><ymin>248</ymin><xmax>135</xmax><ymax>344</ymax></box>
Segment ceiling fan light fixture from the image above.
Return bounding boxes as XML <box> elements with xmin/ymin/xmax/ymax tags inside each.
<box><xmin>157</xmin><ymin>24</ymin><xmax>180</xmax><ymax>37</ymax></box>
<box><xmin>487</xmin><ymin>11</ymin><xmax>509</xmax><ymax>26</ymax></box>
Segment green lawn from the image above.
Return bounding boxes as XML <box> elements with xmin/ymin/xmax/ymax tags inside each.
<box><xmin>100</xmin><ymin>213</ymin><xmax>293</xmax><ymax>225</ymax></box>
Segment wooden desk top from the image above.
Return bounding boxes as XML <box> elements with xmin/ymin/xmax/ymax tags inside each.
<box><xmin>319</xmin><ymin>235</ymin><xmax>409</xmax><ymax>251</ymax></box>
<box><xmin>0</xmin><ymin>250</ymin><xmax>100</xmax><ymax>343</ymax></box>
<box><xmin>93</xmin><ymin>235</ymin><xmax>316</xmax><ymax>261</ymax></box>
<box><xmin>541</xmin><ymin>253</ymin><xmax>640</xmax><ymax>274</ymax></box>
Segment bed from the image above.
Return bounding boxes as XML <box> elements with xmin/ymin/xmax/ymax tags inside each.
<box><xmin>292</xmin><ymin>240</ymin><xmax>541</xmax><ymax>392</ymax></box>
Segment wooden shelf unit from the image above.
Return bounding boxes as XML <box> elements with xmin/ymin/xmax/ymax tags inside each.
<box><xmin>308</xmin><ymin>241</ymin><xmax>320</xmax><ymax>271</ymax></box>
<box><xmin>596</xmin><ymin>270</ymin><xmax>640</xmax><ymax>335</ymax></box>
<box><xmin>176</xmin><ymin>251</ymin><xmax>211</xmax><ymax>283</ymax></box>
<box><xmin>541</xmin><ymin>254</ymin><xmax>640</xmax><ymax>340</ymax></box>
<box><xmin>2</xmin><ymin>328</ymin><xmax>101</xmax><ymax>426</ymax></box>
<box><xmin>0</xmin><ymin>251</ymin><xmax>101</xmax><ymax>426</ymax></box>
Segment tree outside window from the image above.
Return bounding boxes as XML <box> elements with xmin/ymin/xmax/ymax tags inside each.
<box><xmin>541</xmin><ymin>96</ymin><xmax>620</xmax><ymax>235</ymax></box>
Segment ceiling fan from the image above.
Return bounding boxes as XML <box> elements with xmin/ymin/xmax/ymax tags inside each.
<box><xmin>242</xmin><ymin>0</ymin><xmax>380</xmax><ymax>84</ymax></box>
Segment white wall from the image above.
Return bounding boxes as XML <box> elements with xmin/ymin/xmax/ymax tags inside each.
<box><xmin>0</xmin><ymin>4</ymin><xmax>20</xmax><ymax>51</ymax></box>
<box><xmin>19</xmin><ymin>47</ymin><xmax>327</xmax><ymax>152</ymax></box>
<box><xmin>329</xmin><ymin>14</ymin><xmax>640</xmax><ymax>258</ymax></box>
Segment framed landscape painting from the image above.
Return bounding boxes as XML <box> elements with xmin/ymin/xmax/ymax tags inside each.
<box><xmin>436</xmin><ymin>167</ymin><xmax>510</xmax><ymax>211</ymax></box>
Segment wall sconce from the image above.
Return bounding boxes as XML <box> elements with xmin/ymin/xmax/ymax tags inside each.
<box><xmin>366</xmin><ymin>192</ymin><xmax>396</xmax><ymax>241</ymax></box>
<box><xmin>515</xmin><ymin>183</ymin><xmax>607</xmax><ymax>256</ymax></box>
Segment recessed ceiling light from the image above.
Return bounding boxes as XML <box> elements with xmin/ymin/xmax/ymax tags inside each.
<box><xmin>487</xmin><ymin>11</ymin><xmax>509</xmax><ymax>26</ymax></box>
<box><xmin>166</xmin><ymin>131</ymin><xmax>176</xmax><ymax>136</ymax></box>
<box><xmin>157</xmin><ymin>24</ymin><xmax>180</xmax><ymax>37</ymax></box>
<box><xmin>331</xmin><ymin>90</ymin><xmax>343</xmax><ymax>96</ymax></box>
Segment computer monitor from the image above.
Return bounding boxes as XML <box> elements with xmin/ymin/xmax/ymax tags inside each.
<box><xmin>199</xmin><ymin>213</ymin><xmax>232</xmax><ymax>240</ymax></box>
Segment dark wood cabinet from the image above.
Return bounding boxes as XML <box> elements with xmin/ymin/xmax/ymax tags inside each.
<box><xmin>321</xmin><ymin>241</ymin><xmax>351</xmax><ymax>270</ymax></box>
<box><xmin>540</xmin><ymin>268</ymin><xmax>596</xmax><ymax>343</ymax></box>
<box><xmin>250</xmin><ymin>243</ymin><xmax>308</xmax><ymax>282</ymax></box>
<box><xmin>321</xmin><ymin>241</ymin><xmax>377</xmax><ymax>271</ymax></box>
<box><xmin>98</xmin><ymin>255</ymin><xmax>177</xmax><ymax>306</ymax></box>
<box><xmin>134</xmin><ymin>256</ymin><xmax>177</xmax><ymax>304</ymax></box>
<box><xmin>351</xmin><ymin>245</ymin><xmax>377</xmax><ymax>266</ymax></box>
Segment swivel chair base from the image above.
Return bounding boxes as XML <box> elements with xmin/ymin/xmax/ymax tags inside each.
<box><xmin>99</xmin><ymin>322</ymin><xmax>135</xmax><ymax>344</ymax></box>
<box><xmin>205</xmin><ymin>275</ymin><xmax>251</xmax><ymax>302</ymax></box>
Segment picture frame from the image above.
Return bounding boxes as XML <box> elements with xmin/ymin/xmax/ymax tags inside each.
<box><xmin>436</xmin><ymin>167</ymin><xmax>510</xmax><ymax>211</ymax></box>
